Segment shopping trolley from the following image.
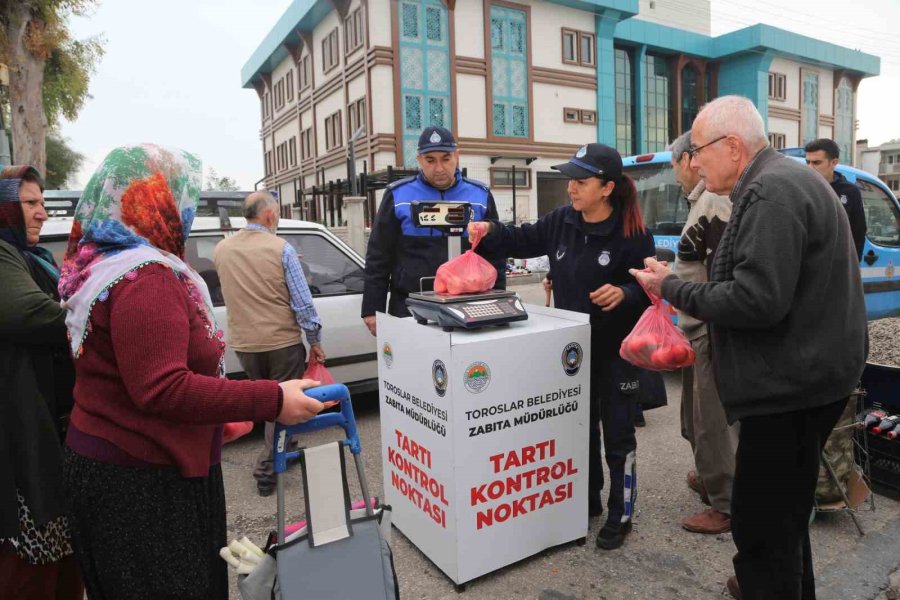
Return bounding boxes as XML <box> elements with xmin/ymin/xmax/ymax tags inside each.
<box><xmin>233</xmin><ymin>384</ymin><xmax>398</xmax><ymax>600</ymax></box>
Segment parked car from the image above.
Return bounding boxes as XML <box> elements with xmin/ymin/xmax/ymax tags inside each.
<box><xmin>38</xmin><ymin>213</ymin><xmax>378</xmax><ymax>394</ymax></box>
<box><xmin>622</xmin><ymin>150</ymin><xmax>900</xmax><ymax>320</ymax></box>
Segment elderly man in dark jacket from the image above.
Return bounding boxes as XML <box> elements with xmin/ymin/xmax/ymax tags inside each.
<box><xmin>633</xmin><ymin>96</ymin><xmax>866</xmax><ymax>600</ymax></box>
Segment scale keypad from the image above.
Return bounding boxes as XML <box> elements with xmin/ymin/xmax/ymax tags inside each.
<box><xmin>463</xmin><ymin>302</ymin><xmax>505</xmax><ymax>318</ymax></box>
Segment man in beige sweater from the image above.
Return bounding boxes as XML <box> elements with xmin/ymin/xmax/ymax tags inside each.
<box><xmin>215</xmin><ymin>192</ymin><xmax>325</xmax><ymax>496</ymax></box>
<box><xmin>668</xmin><ymin>131</ymin><xmax>736</xmax><ymax>534</ymax></box>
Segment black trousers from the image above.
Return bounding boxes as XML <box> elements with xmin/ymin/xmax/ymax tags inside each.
<box><xmin>235</xmin><ymin>343</ymin><xmax>307</xmax><ymax>488</ymax></box>
<box><xmin>731</xmin><ymin>398</ymin><xmax>846</xmax><ymax>600</ymax></box>
<box><xmin>64</xmin><ymin>450</ymin><xmax>227</xmax><ymax>600</ymax></box>
<box><xmin>589</xmin><ymin>355</ymin><xmax>639</xmax><ymax>524</ymax></box>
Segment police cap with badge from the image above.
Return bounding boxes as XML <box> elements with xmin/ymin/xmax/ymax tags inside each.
<box><xmin>418</xmin><ymin>126</ymin><xmax>458</xmax><ymax>154</ymax></box>
<box><xmin>552</xmin><ymin>143</ymin><xmax>623</xmax><ymax>181</ymax></box>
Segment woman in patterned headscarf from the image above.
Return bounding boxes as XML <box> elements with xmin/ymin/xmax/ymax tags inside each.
<box><xmin>0</xmin><ymin>165</ymin><xmax>83</xmax><ymax>599</ymax></box>
<box><xmin>59</xmin><ymin>145</ymin><xmax>326</xmax><ymax>599</ymax></box>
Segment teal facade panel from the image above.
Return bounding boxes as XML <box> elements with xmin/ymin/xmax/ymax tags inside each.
<box><xmin>716</xmin><ymin>51</ymin><xmax>774</xmax><ymax>123</ymax></box>
<box><xmin>595</xmin><ymin>13</ymin><xmax>620</xmax><ymax>146</ymax></box>
<box><xmin>549</xmin><ymin>0</ymin><xmax>637</xmax><ymax>17</ymax></box>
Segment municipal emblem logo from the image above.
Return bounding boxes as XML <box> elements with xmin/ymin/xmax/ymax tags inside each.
<box><xmin>463</xmin><ymin>362</ymin><xmax>491</xmax><ymax>394</ymax></box>
<box><xmin>840</xmin><ymin>194</ymin><xmax>848</xmax><ymax>205</ymax></box>
<box><xmin>432</xmin><ymin>360</ymin><xmax>448</xmax><ymax>397</ymax></box>
<box><xmin>562</xmin><ymin>342</ymin><xmax>583</xmax><ymax>376</ymax></box>
<box><xmin>598</xmin><ymin>251</ymin><xmax>611</xmax><ymax>266</ymax></box>
<box><xmin>575</xmin><ymin>145</ymin><xmax>588</xmax><ymax>158</ymax></box>
<box><xmin>382</xmin><ymin>343</ymin><xmax>393</xmax><ymax>368</ymax></box>
<box><xmin>429</xmin><ymin>131</ymin><xmax>442</xmax><ymax>144</ymax></box>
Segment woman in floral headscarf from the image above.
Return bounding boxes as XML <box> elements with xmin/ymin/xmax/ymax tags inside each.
<box><xmin>60</xmin><ymin>145</ymin><xmax>325</xmax><ymax>599</ymax></box>
<box><xmin>0</xmin><ymin>165</ymin><xmax>83</xmax><ymax>599</ymax></box>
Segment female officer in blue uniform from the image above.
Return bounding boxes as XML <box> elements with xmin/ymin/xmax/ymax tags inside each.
<box><xmin>469</xmin><ymin>143</ymin><xmax>655</xmax><ymax>550</ymax></box>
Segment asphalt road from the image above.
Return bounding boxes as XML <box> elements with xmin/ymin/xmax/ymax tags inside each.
<box><xmin>223</xmin><ymin>282</ymin><xmax>900</xmax><ymax>599</ymax></box>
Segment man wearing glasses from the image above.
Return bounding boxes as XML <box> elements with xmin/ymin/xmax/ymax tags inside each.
<box><xmin>633</xmin><ymin>96</ymin><xmax>866</xmax><ymax>600</ymax></box>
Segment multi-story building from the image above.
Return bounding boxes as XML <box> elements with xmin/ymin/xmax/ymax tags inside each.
<box><xmin>241</xmin><ymin>0</ymin><xmax>879</xmax><ymax>222</ymax></box>
<box><xmin>857</xmin><ymin>139</ymin><xmax>900</xmax><ymax>196</ymax></box>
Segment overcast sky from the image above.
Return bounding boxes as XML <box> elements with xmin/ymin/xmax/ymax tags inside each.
<box><xmin>59</xmin><ymin>0</ymin><xmax>899</xmax><ymax>190</ymax></box>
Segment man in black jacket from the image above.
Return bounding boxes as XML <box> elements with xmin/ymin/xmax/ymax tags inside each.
<box><xmin>804</xmin><ymin>138</ymin><xmax>867</xmax><ymax>261</ymax></box>
<box><xmin>633</xmin><ymin>96</ymin><xmax>866</xmax><ymax>600</ymax></box>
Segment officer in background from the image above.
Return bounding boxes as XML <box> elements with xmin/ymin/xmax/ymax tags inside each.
<box><xmin>361</xmin><ymin>126</ymin><xmax>505</xmax><ymax>335</ymax></box>
<box><xmin>804</xmin><ymin>138</ymin><xmax>867</xmax><ymax>261</ymax></box>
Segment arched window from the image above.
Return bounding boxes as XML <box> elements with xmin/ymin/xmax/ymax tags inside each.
<box><xmin>834</xmin><ymin>77</ymin><xmax>854</xmax><ymax>164</ymax></box>
<box><xmin>681</xmin><ymin>65</ymin><xmax>699</xmax><ymax>133</ymax></box>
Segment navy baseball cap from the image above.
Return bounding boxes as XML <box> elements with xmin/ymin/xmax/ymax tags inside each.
<box><xmin>552</xmin><ymin>143</ymin><xmax>623</xmax><ymax>180</ymax></box>
<box><xmin>417</xmin><ymin>126</ymin><xmax>458</xmax><ymax>154</ymax></box>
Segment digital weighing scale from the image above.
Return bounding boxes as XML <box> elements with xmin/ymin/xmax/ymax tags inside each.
<box><xmin>404</xmin><ymin>200</ymin><xmax>528</xmax><ymax>331</ymax></box>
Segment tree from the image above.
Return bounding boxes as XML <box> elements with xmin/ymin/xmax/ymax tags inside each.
<box><xmin>1</xmin><ymin>1</ymin><xmax>103</xmax><ymax>173</ymax></box>
<box><xmin>205</xmin><ymin>167</ymin><xmax>240</xmax><ymax>192</ymax></box>
<box><xmin>44</xmin><ymin>127</ymin><xmax>81</xmax><ymax>188</ymax></box>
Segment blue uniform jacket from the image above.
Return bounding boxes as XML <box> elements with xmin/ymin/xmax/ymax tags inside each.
<box><xmin>484</xmin><ymin>204</ymin><xmax>655</xmax><ymax>358</ymax></box>
<box><xmin>362</xmin><ymin>169</ymin><xmax>505</xmax><ymax>317</ymax></box>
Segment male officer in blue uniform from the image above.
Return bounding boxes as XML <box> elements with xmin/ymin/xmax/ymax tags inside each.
<box><xmin>361</xmin><ymin>126</ymin><xmax>505</xmax><ymax>335</ymax></box>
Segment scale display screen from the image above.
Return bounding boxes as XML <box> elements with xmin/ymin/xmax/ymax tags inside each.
<box><xmin>411</xmin><ymin>201</ymin><xmax>471</xmax><ymax>229</ymax></box>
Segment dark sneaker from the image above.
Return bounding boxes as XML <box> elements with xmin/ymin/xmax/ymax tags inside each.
<box><xmin>596</xmin><ymin>520</ymin><xmax>632</xmax><ymax>550</ymax></box>
<box><xmin>257</xmin><ymin>483</ymin><xmax>275</xmax><ymax>497</ymax></box>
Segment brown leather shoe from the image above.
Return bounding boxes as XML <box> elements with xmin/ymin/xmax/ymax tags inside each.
<box><xmin>686</xmin><ymin>470</ymin><xmax>711</xmax><ymax>505</ymax></box>
<box><xmin>726</xmin><ymin>575</ymin><xmax>742</xmax><ymax>600</ymax></box>
<box><xmin>682</xmin><ymin>508</ymin><xmax>731</xmax><ymax>534</ymax></box>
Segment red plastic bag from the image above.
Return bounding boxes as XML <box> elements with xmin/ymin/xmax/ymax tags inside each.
<box><xmin>619</xmin><ymin>270</ymin><xmax>695</xmax><ymax>371</ymax></box>
<box><xmin>434</xmin><ymin>250</ymin><xmax>497</xmax><ymax>295</ymax></box>
<box><xmin>303</xmin><ymin>360</ymin><xmax>335</xmax><ymax>385</ymax></box>
<box><xmin>223</xmin><ymin>421</ymin><xmax>253</xmax><ymax>443</ymax></box>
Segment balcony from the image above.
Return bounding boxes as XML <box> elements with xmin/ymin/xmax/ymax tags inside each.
<box><xmin>879</xmin><ymin>163</ymin><xmax>900</xmax><ymax>175</ymax></box>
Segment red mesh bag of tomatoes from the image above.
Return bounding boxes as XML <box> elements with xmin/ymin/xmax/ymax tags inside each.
<box><xmin>434</xmin><ymin>246</ymin><xmax>497</xmax><ymax>296</ymax></box>
<box><xmin>303</xmin><ymin>360</ymin><xmax>336</xmax><ymax>385</ymax></box>
<box><xmin>619</xmin><ymin>270</ymin><xmax>695</xmax><ymax>371</ymax></box>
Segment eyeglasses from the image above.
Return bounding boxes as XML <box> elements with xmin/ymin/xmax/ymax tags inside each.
<box><xmin>688</xmin><ymin>135</ymin><xmax>728</xmax><ymax>158</ymax></box>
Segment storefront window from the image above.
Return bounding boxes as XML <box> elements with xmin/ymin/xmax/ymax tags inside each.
<box><xmin>643</xmin><ymin>53</ymin><xmax>673</xmax><ymax>152</ymax></box>
<box><xmin>614</xmin><ymin>47</ymin><xmax>635</xmax><ymax>156</ymax></box>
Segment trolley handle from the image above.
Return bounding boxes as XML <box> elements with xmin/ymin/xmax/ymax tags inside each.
<box><xmin>272</xmin><ymin>383</ymin><xmax>362</xmax><ymax>475</ymax></box>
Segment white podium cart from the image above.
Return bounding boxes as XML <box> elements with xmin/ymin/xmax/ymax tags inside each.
<box><xmin>377</xmin><ymin>305</ymin><xmax>591</xmax><ymax>588</ymax></box>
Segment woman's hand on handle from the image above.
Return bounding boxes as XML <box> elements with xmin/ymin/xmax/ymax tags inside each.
<box><xmin>277</xmin><ymin>378</ymin><xmax>330</xmax><ymax>425</ymax></box>
<box><xmin>467</xmin><ymin>221</ymin><xmax>491</xmax><ymax>249</ymax></box>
